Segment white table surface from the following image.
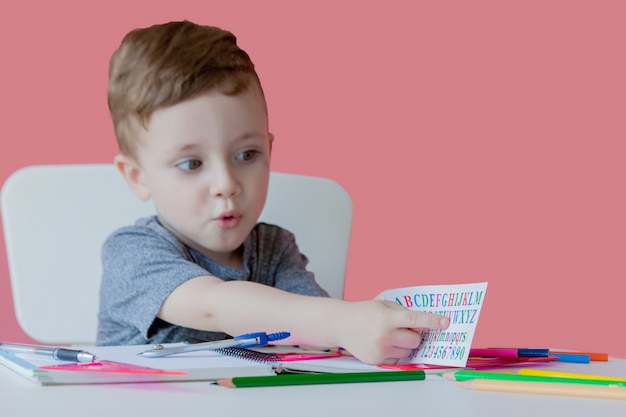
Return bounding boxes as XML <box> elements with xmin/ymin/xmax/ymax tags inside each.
<box><xmin>2</xmin><ymin>357</ymin><xmax>625</xmax><ymax>416</ymax></box>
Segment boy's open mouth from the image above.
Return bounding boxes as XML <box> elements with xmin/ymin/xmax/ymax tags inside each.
<box><xmin>215</xmin><ymin>213</ymin><xmax>241</xmax><ymax>229</ymax></box>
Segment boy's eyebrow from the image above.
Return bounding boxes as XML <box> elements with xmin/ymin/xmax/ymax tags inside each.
<box><xmin>155</xmin><ymin>142</ymin><xmax>203</xmax><ymax>161</ymax></box>
<box><xmin>233</xmin><ymin>131</ymin><xmax>269</xmax><ymax>141</ymax></box>
<box><xmin>164</xmin><ymin>133</ymin><xmax>268</xmax><ymax>155</ymax></box>
<box><xmin>168</xmin><ymin>142</ymin><xmax>202</xmax><ymax>154</ymax></box>
<box><xmin>213</xmin><ymin>132</ymin><xmax>270</xmax><ymax>147</ymax></box>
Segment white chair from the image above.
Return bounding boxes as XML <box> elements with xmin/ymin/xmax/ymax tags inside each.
<box><xmin>1</xmin><ymin>164</ymin><xmax>352</xmax><ymax>345</ymax></box>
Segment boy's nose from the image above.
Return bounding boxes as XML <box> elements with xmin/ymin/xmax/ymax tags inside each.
<box><xmin>210</xmin><ymin>165</ymin><xmax>241</xmax><ymax>198</ymax></box>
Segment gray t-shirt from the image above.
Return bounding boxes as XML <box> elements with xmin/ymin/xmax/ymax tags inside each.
<box><xmin>97</xmin><ymin>216</ymin><xmax>328</xmax><ymax>346</ymax></box>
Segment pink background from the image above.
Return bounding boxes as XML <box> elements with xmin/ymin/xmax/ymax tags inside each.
<box><xmin>1</xmin><ymin>1</ymin><xmax>624</xmax><ymax>356</ymax></box>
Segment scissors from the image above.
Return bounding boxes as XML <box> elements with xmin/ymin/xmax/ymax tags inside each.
<box><xmin>140</xmin><ymin>332</ymin><xmax>291</xmax><ymax>358</ymax></box>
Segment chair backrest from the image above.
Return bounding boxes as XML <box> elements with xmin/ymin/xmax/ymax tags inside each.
<box><xmin>1</xmin><ymin>164</ymin><xmax>352</xmax><ymax>345</ymax></box>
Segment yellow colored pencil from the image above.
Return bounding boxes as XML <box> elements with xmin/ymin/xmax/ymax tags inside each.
<box><xmin>458</xmin><ymin>379</ymin><xmax>626</xmax><ymax>400</ymax></box>
<box><xmin>518</xmin><ymin>369</ymin><xmax>626</xmax><ymax>383</ymax></box>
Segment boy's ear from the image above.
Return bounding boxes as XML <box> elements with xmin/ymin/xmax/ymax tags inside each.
<box><xmin>113</xmin><ymin>154</ymin><xmax>151</xmax><ymax>201</ymax></box>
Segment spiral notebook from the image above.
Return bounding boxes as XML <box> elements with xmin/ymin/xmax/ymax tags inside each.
<box><xmin>0</xmin><ymin>342</ymin><xmax>463</xmax><ymax>386</ymax></box>
<box><xmin>219</xmin><ymin>347</ymin><xmax>433</xmax><ymax>374</ymax></box>
<box><xmin>216</xmin><ymin>346</ymin><xmax>343</xmax><ymax>363</ymax></box>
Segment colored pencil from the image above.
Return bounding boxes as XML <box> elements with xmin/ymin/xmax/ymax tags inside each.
<box><xmin>442</xmin><ymin>370</ymin><xmax>626</xmax><ymax>387</ymax></box>
<box><xmin>549</xmin><ymin>350</ymin><xmax>609</xmax><ymax>361</ymax></box>
<box><xmin>551</xmin><ymin>353</ymin><xmax>590</xmax><ymax>363</ymax></box>
<box><xmin>216</xmin><ymin>370</ymin><xmax>425</xmax><ymax>388</ymax></box>
<box><xmin>457</xmin><ymin>378</ymin><xmax>626</xmax><ymax>400</ymax></box>
<box><xmin>518</xmin><ymin>369</ymin><xmax>626</xmax><ymax>383</ymax></box>
<box><xmin>469</xmin><ymin>348</ymin><xmax>549</xmax><ymax>359</ymax></box>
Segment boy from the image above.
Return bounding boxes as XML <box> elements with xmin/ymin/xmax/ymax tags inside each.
<box><xmin>97</xmin><ymin>20</ymin><xmax>449</xmax><ymax>365</ymax></box>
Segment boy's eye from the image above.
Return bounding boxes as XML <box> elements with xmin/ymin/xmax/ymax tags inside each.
<box><xmin>235</xmin><ymin>150</ymin><xmax>259</xmax><ymax>162</ymax></box>
<box><xmin>177</xmin><ymin>159</ymin><xmax>202</xmax><ymax>171</ymax></box>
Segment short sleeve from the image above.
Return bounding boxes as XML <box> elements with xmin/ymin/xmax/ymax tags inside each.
<box><xmin>247</xmin><ymin>224</ymin><xmax>329</xmax><ymax>297</ymax></box>
<box><xmin>97</xmin><ymin>220</ymin><xmax>209</xmax><ymax>345</ymax></box>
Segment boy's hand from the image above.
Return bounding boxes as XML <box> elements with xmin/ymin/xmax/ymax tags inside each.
<box><xmin>335</xmin><ymin>300</ymin><xmax>450</xmax><ymax>365</ymax></box>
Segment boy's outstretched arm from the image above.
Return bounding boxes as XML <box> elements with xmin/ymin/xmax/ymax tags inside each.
<box><xmin>159</xmin><ymin>277</ymin><xmax>450</xmax><ymax>365</ymax></box>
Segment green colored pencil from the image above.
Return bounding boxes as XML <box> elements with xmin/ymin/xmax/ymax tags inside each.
<box><xmin>443</xmin><ymin>370</ymin><xmax>626</xmax><ymax>387</ymax></box>
<box><xmin>217</xmin><ymin>370</ymin><xmax>426</xmax><ymax>388</ymax></box>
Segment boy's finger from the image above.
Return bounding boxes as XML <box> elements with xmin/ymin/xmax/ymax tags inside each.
<box><xmin>394</xmin><ymin>307</ymin><xmax>450</xmax><ymax>330</ymax></box>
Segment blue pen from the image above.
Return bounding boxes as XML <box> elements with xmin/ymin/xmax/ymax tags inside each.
<box><xmin>140</xmin><ymin>332</ymin><xmax>290</xmax><ymax>358</ymax></box>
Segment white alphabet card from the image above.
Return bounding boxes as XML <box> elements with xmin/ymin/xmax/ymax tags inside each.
<box><xmin>384</xmin><ymin>282</ymin><xmax>488</xmax><ymax>367</ymax></box>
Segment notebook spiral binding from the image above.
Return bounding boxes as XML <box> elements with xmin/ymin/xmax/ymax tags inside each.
<box><xmin>215</xmin><ymin>347</ymin><xmax>282</xmax><ymax>363</ymax></box>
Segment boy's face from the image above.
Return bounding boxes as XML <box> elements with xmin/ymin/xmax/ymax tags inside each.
<box><xmin>117</xmin><ymin>85</ymin><xmax>272</xmax><ymax>267</ymax></box>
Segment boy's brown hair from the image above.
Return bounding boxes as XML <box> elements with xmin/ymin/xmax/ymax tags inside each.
<box><xmin>107</xmin><ymin>20</ymin><xmax>263</xmax><ymax>157</ymax></box>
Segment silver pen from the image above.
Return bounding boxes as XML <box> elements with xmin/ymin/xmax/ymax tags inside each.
<box><xmin>140</xmin><ymin>331</ymin><xmax>291</xmax><ymax>358</ymax></box>
<box><xmin>0</xmin><ymin>342</ymin><xmax>97</xmax><ymax>362</ymax></box>
<box><xmin>140</xmin><ymin>337</ymin><xmax>260</xmax><ymax>358</ymax></box>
